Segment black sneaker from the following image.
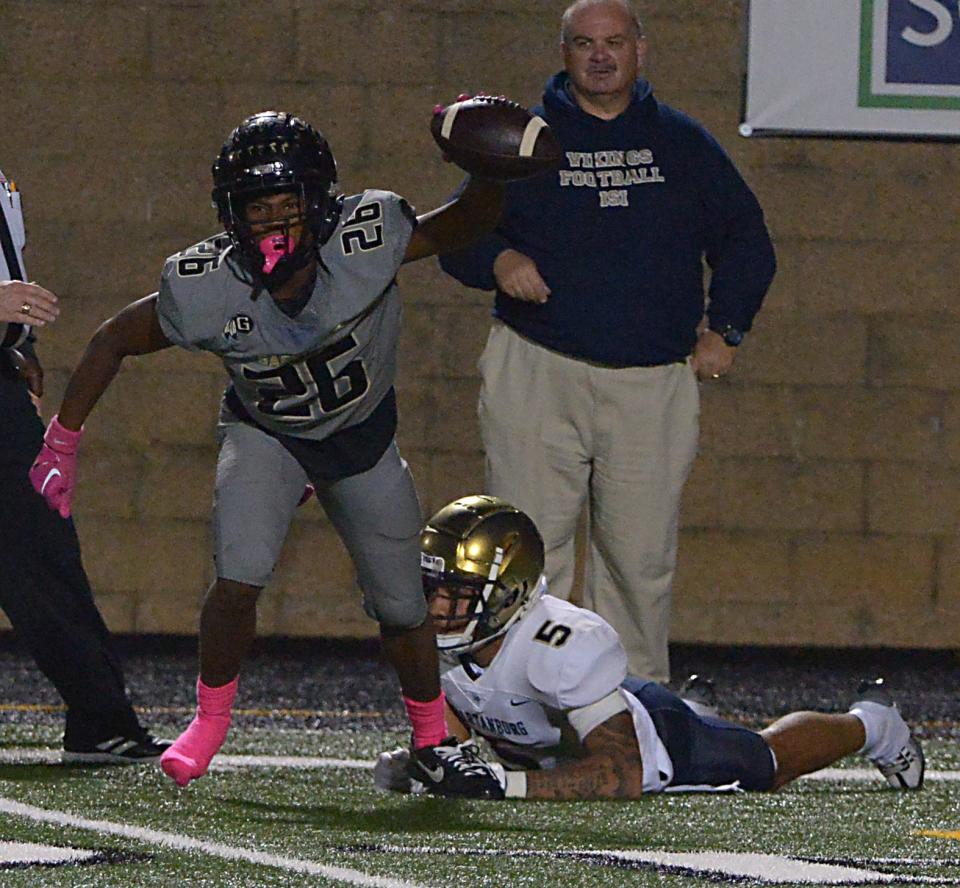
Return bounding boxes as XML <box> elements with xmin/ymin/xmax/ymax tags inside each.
<box><xmin>678</xmin><ymin>673</ymin><xmax>719</xmax><ymax>719</ymax></box>
<box><xmin>408</xmin><ymin>737</ymin><xmax>505</xmax><ymax>799</ymax></box>
<box><xmin>62</xmin><ymin>734</ymin><xmax>172</xmax><ymax>765</ymax></box>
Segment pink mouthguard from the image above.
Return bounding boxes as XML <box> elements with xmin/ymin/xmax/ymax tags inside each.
<box><xmin>258</xmin><ymin>234</ymin><xmax>297</xmax><ymax>274</ymax></box>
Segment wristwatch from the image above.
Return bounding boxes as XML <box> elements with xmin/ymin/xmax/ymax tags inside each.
<box><xmin>712</xmin><ymin>324</ymin><xmax>744</xmax><ymax>347</ymax></box>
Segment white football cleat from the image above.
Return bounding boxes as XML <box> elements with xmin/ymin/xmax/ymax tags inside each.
<box><xmin>852</xmin><ymin>678</ymin><xmax>925</xmax><ymax>791</ymax></box>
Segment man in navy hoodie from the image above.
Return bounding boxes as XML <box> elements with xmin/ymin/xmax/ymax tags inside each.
<box><xmin>439</xmin><ymin>0</ymin><xmax>776</xmax><ymax>683</ymax></box>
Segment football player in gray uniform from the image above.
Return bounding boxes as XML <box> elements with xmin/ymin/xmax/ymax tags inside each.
<box><xmin>376</xmin><ymin>496</ymin><xmax>925</xmax><ymax>800</ymax></box>
<box><xmin>30</xmin><ymin>111</ymin><xmax>515</xmax><ymax>793</ymax></box>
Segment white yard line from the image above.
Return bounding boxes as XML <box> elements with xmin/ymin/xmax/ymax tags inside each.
<box><xmin>0</xmin><ymin>750</ymin><xmax>374</xmax><ymax>769</ymax></box>
<box><xmin>0</xmin><ymin>749</ymin><xmax>958</xmax><ymax>782</ymax></box>
<box><xmin>0</xmin><ymin>796</ymin><xmax>423</xmax><ymax>888</ymax></box>
<box><xmin>801</xmin><ymin>767</ymin><xmax>960</xmax><ymax>783</ymax></box>
<box><xmin>335</xmin><ymin>846</ymin><xmax>959</xmax><ymax>885</ymax></box>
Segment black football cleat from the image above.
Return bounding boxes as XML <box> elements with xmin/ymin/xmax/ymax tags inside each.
<box><xmin>408</xmin><ymin>737</ymin><xmax>505</xmax><ymax>799</ymax></box>
<box><xmin>62</xmin><ymin>733</ymin><xmax>172</xmax><ymax>765</ymax></box>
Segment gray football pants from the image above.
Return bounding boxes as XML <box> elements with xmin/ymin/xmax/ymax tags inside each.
<box><xmin>213</xmin><ymin>421</ymin><xmax>426</xmax><ymax>629</ymax></box>
<box><xmin>478</xmin><ymin>322</ymin><xmax>700</xmax><ymax>682</ymax></box>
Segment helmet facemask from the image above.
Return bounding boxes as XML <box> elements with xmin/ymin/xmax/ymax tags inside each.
<box><xmin>423</xmin><ymin>573</ymin><xmax>490</xmax><ymax>651</ymax></box>
<box><xmin>227</xmin><ymin>184</ymin><xmax>318</xmax><ymax>291</ymax></box>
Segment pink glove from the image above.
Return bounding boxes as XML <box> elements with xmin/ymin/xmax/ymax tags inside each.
<box><xmin>29</xmin><ymin>415</ymin><xmax>83</xmax><ymax>518</ymax></box>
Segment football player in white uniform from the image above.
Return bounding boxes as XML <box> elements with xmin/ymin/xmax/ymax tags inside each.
<box><xmin>377</xmin><ymin>496</ymin><xmax>925</xmax><ymax>800</ymax></box>
<box><xmin>29</xmin><ymin>111</ymin><xmax>517</xmax><ymax>794</ymax></box>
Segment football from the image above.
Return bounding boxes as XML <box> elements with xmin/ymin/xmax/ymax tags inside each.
<box><xmin>430</xmin><ymin>95</ymin><xmax>562</xmax><ymax>181</ymax></box>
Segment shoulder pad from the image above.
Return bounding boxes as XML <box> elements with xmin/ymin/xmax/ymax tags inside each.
<box><xmin>157</xmin><ymin>233</ymin><xmax>235</xmax><ymax>350</ymax></box>
<box><xmin>329</xmin><ymin>190</ymin><xmax>415</xmax><ymax>268</ymax></box>
<box><xmin>162</xmin><ymin>233</ymin><xmax>234</xmax><ymax>282</ymax></box>
<box><xmin>524</xmin><ymin>599</ymin><xmax>628</xmax><ymax>710</ymax></box>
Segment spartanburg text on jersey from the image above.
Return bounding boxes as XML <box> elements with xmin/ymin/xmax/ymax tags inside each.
<box><xmin>440</xmin><ymin>594</ymin><xmax>674</xmax><ymax>792</ymax></box>
<box><xmin>156</xmin><ymin>189</ymin><xmax>415</xmax><ymax>440</ymax></box>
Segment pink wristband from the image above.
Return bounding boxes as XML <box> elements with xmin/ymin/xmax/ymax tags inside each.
<box><xmin>45</xmin><ymin>414</ymin><xmax>84</xmax><ymax>453</ymax></box>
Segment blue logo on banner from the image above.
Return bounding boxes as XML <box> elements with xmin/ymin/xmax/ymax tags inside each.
<box><xmin>886</xmin><ymin>0</ymin><xmax>960</xmax><ymax>85</ymax></box>
<box><xmin>860</xmin><ymin>0</ymin><xmax>960</xmax><ymax>107</ymax></box>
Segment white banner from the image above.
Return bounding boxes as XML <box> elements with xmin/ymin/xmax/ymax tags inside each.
<box><xmin>742</xmin><ymin>0</ymin><xmax>960</xmax><ymax>139</ymax></box>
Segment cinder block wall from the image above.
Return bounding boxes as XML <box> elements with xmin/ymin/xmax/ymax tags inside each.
<box><xmin>1</xmin><ymin>1</ymin><xmax>956</xmax><ymax>647</ymax></box>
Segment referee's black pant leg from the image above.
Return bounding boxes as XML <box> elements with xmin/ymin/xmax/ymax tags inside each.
<box><xmin>0</xmin><ymin>455</ymin><xmax>142</xmax><ymax>748</ymax></box>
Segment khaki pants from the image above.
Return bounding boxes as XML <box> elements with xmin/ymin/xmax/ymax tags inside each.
<box><xmin>478</xmin><ymin>322</ymin><xmax>699</xmax><ymax>682</ymax></box>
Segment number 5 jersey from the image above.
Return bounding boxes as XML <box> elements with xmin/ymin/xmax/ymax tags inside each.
<box><xmin>440</xmin><ymin>591</ymin><xmax>676</xmax><ymax>793</ymax></box>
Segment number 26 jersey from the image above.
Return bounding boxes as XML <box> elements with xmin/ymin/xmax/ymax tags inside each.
<box><xmin>156</xmin><ymin>189</ymin><xmax>415</xmax><ymax>441</ymax></box>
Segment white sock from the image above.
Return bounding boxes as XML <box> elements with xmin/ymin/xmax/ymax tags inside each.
<box><xmin>850</xmin><ymin>701</ymin><xmax>909</xmax><ymax>764</ymax></box>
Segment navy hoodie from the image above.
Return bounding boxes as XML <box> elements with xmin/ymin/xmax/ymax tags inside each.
<box><xmin>439</xmin><ymin>74</ymin><xmax>776</xmax><ymax>366</ymax></box>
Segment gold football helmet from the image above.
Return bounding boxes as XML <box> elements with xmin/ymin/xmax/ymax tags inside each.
<box><xmin>421</xmin><ymin>495</ymin><xmax>545</xmax><ymax>653</ymax></box>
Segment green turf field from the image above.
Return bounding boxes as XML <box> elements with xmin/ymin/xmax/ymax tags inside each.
<box><xmin>0</xmin><ymin>723</ymin><xmax>958</xmax><ymax>887</ymax></box>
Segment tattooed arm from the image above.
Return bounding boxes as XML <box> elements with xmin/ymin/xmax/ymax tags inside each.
<box><xmin>523</xmin><ymin>712</ymin><xmax>645</xmax><ymax>801</ymax></box>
